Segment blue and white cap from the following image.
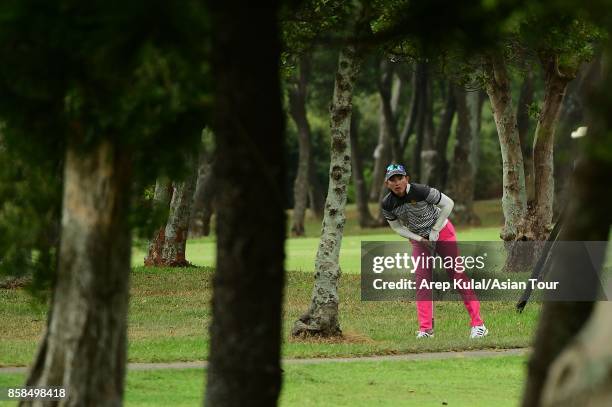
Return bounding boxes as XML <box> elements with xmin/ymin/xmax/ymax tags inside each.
<box><xmin>384</xmin><ymin>163</ymin><xmax>408</xmax><ymax>181</ymax></box>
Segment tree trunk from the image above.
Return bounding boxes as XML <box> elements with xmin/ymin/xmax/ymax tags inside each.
<box><xmin>484</xmin><ymin>55</ymin><xmax>527</xmax><ymax>241</ymax></box>
<box><xmin>430</xmin><ymin>81</ymin><xmax>456</xmax><ymax>189</ymax></box>
<box><xmin>189</xmin><ymin>159</ymin><xmax>215</xmax><ymax>238</ymax></box>
<box><xmin>398</xmin><ymin>68</ymin><xmax>419</xmax><ymax>157</ymax></box>
<box><xmin>308</xmin><ymin>153</ymin><xmax>325</xmax><ymax>219</ymax></box>
<box><xmin>161</xmin><ymin>158</ymin><xmax>198</xmax><ymax>267</ymax></box>
<box><xmin>419</xmin><ymin>68</ymin><xmax>437</xmax><ymax>185</ymax></box>
<box><xmin>204</xmin><ymin>2</ymin><xmax>285</xmax><ymax>406</ymax></box>
<box><xmin>369</xmin><ymin>60</ymin><xmax>401</xmax><ymax>201</ymax></box>
<box><xmin>350</xmin><ymin>107</ymin><xmax>376</xmax><ymax>228</ymax></box>
<box><xmin>189</xmin><ymin>132</ymin><xmax>215</xmax><ymax>238</ymax></box>
<box><xmin>412</xmin><ymin>62</ymin><xmax>429</xmax><ymax>181</ymax></box>
<box><xmin>521</xmin><ymin>55</ymin><xmax>607</xmax><ymax>407</ymax></box>
<box><xmin>527</xmin><ymin>56</ymin><xmax>573</xmax><ymax>240</ymax></box>
<box><xmin>289</xmin><ymin>54</ymin><xmax>313</xmax><ymax>236</ymax></box>
<box><xmin>292</xmin><ymin>45</ymin><xmax>359</xmax><ymax>338</ymax></box>
<box><xmin>21</xmin><ymin>140</ymin><xmax>132</xmax><ymax>407</ymax></box>
<box><xmin>144</xmin><ymin>177</ymin><xmax>172</xmax><ymax>266</ymax></box>
<box><xmin>540</xmin><ymin>301</ymin><xmax>612</xmax><ymax>406</ymax></box>
<box><xmin>553</xmin><ymin>57</ymin><xmax>600</xmax><ymax>217</ymax></box>
<box><xmin>468</xmin><ymin>90</ymin><xmax>485</xmax><ymax>183</ymax></box>
<box><xmin>517</xmin><ymin>71</ymin><xmax>535</xmax><ymax>210</ymax></box>
<box><xmin>448</xmin><ymin>86</ymin><xmax>480</xmax><ymax>225</ymax></box>
<box><xmin>369</xmin><ymin>104</ymin><xmax>392</xmax><ymax>201</ymax></box>
<box><xmin>378</xmin><ymin>59</ymin><xmax>402</xmax><ymax>162</ymax></box>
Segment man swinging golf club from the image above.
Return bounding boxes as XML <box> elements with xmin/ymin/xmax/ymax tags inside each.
<box><xmin>381</xmin><ymin>163</ymin><xmax>488</xmax><ymax>339</ymax></box>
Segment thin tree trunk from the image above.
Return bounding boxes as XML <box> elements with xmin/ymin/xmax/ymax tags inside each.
<box><xmin>350</xmin><ymin>107</ymin><xmax>376</xmax><ymax>227</ymax></box>
<box><xmin>398</xmin><ymin>68</ymin><xmax>419</xmax><ymax>156</ymax></box>
<box><xmin>144</xmin><ymin>177</ymin><xmax>172</xmax><ymax>266</ymax></box>
<box><xmin>412</xmin><ymin>62</ymin><xmax>429</xmax><ymax>181</ymax></box>
<box><xmin>369</xmin><ymin>105</ymin><xmax>392</xmax><ymax>201</ymax></box>
<box><xmin>21</xmin><ymin>140</ymin><xmax>132</xmax><ymax>407</ymax></box>
<box><xmin>204</xmin><ymin>1</ymin><xmax>285</xmax><ymax>405</ymax></box>
<box><xmin>289</xmin><ymin>54</ymin><xmax>313</xmax><ymax>236</ymax></box>
<box><xmin>189</xmin><ymin>131</ymin><xmax>215</xmax><ymax>238</ymax></box>
<box><xmin>484</xmin><ymin>55</ymin><xmax>527</xmax><ymax>241</ymax></box>
<box><xmin>527</xmin><ymin>56</ymin><xmax>573</xmax><ymax>240</ymax></box>
<box><xmin>292</xmin><ymin>45</ymin><xmax>359</xmax><ymax>337</ymax></box>
<box><xmin>369</xmin><ymin>60</ymin><xmax>401</xmax><ymax>201</ymax></box>
<box><xmin>468</xmin><ymin>90</ymin><xmax>486</xmax><ymax>181</ymax></box>
<box><xmin>378</xmin><ymin>59</ymin><xmax>402</xmax><ymax>162</ymax></box>
<box><xmin>448</xmin><ymin>85</ymin><xmax>480</xmax><ymax>225</ymax></box>
<box><xmin>189</xmin><ymin>157</ymin><xmax>215</xmax><ymax>237</ymax></box>
<box><xmin>161</xmin><ymin>157</ymin><xmax>198</xmax><ymax>267</ymax></box>
<box><xmin>431</xmin><ymin>81</ymin><xmax>456</xmax><ymax>189</ymax></box>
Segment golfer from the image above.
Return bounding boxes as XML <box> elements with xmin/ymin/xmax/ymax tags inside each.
<box><xmin>381</xmin><ymin>163</ymin><xmax>488</xmax><ymax>339</ymax></box>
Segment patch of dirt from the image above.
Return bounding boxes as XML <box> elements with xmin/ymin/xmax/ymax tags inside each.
<box><xmin>288</xmin><ymin>330</ymin><xmax>376</xmax><ymax>344</ymax></box>
<box><xmin>0</xmin><ymin>276</ymin><xmax>31</xmax><ymax>289</ymax></box>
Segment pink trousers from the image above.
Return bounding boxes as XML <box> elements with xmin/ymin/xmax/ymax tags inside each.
<box><xmin>410</xmin><ymin>221</ymin><xmax>484</xmax><ymax>331</ymax></box>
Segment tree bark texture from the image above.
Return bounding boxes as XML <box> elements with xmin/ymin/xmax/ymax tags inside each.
<box><xmin>204</xmin><ymin>2</ymin><xmax>285</xmax><ymax>406</ymax></box>
<box><xmin>289</xmin><ymin>54</ymin><xmax>313</xmax><ymax>236</ymax></box>
<box><xmin>517</xmin><ymin>71</ymin><xmax>535</xmax><ymax>208</ymax></box>
<box><xmin>21</xmin><ymin>140</ymin><xmax>132</xmax><ymax>407</ymax></box>
<box><xmin>292</xmin><ymin>45</ymin><xmax>359</xmax><ymax>337</ymax></box>
<box><xmin>161</xmin><ymin>158</ymin><xmax>198</xmax><ymax>267</ymax></box>
<box><xmin>521</xmin><ymin>145</ymin><xmax>610</xmax><ymax>407</ymax></box>
<box><xmin>527</xmin><ymin>55</ymin><xmax>573</xmax><ymax>240</ymax></box>
<box><xmin>144</xmin><ymin>177</ymin><xmax>172</xmax><ymax>266</ymax></box>
<box><xmin>540</xmin><ymin>302</ymin><xmax>612</xmax><ymax>406</ymax></box>
<box><xmin>521</xmin><ymin>58</ymin><xmax>609</xmax><ymax>406</ymax></box>
<box><xmin>485</xmin><ymin>55</ymin><xmax>527</xmax><ymax>241</ymax></box>
<box><xmin>189</xmin><ymin>134</ymin><xmax>215</xmax><ymax>238</ymax></box>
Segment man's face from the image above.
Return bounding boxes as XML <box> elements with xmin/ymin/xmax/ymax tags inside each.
<box><xmin>385</xmin><ymin>174</ymin><xmax>408</xmax><ymax>196</ymax></box>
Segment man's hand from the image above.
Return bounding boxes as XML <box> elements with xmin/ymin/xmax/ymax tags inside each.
<box><xmin>429</xmin><ymin>229</ymin><xmax>440</xmax><ymax>242</ymax></box>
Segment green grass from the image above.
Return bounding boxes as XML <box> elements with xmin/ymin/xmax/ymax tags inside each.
<box><xmin>132</xmin><ymin>200</ymin><xmax>505</xmax><ymax>273</ymax></box>
<box><xmin>0</xmin><ymin>355</ymin><xmax>526</xmax><ymax>406</ymax></box>
<box><xmin>0</xmin><ymin>266</ymin><xmax>539</xmax><ymax>367</ymax></box>
<box><xmin>1</xmin><ymin>199</ymin><xmax>539</xmax><ymax>367</ymax></box>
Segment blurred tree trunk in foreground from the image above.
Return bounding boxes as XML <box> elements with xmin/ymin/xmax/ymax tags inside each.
<box><xmin>292</xmin><ymin>44</ymin><xmax>359</xmax><ymax>337</ymax></box>
<box><xmin>204</xmin><ymin>1</ymin><xmax>285</xmax><ymax>405</ymax></box>
<box><xmin>22</xmin><ymin>141</ymin><xmax>132</xmax><ymax>406</ymax></box>
<box><xmin>521</xmin><ymin>51</ymin><xmax>608</xmax><ymax>407</ymax></box>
